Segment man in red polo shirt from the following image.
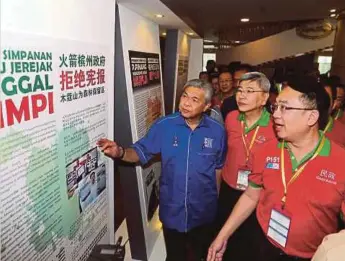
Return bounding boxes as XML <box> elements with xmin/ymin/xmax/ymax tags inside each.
<box><xmin>333</xmin><ymin>83</ymin><xmax>345</xmax><ymax>124</ymax></box>
<box><xmin>208</xmin><ymin>75</ymin><xmax>345</xmax><ymax>261</ymax></box>
<box><xmin>217</xmin><ymin>72</ymin><xmax>276</xmax><ymax>260</ymax></box>
<box><xmin>322</xmin><ymin>80</ymin><xmax>345</xmax><ymax>147</ymax></box>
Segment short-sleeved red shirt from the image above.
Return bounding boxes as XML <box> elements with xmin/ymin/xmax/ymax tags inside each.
<box><xmin>334</xmin><ymin>109</ymin><xmax>345</xmax><ymax>124</ymax></box>
<box><xmin>222</xmin><ymin>109</ymin><xmax>276</xmax><ymax>189</ymax></box>
<box><xmin>249</xmin><ymin>137</ymin><xmax>345</xmax><ymax>258</ymax></box>
<box><xmin>325</xmin><ymin>117</ymin><xmax>345</xmax><ymax>148</ymax></box>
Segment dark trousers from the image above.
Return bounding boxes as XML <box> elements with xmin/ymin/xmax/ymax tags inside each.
<box><xmin>163</xmin><ymin>224</ymin><xmax>213</xmax><ymax>261</ymax></box>
<box><xmin>216</xmin><ymin>180</ymin><xmax>261</xmax><ymax>261</ymax></box>
<box><xmin>217</xmin><ymin>180</ymin><xmax>311</xmax><ymax>261</ymax></box>
<box><xmin>256</xmin><ymin>226</ymin><xmax>311</xmax><ymax>261</ymax></box>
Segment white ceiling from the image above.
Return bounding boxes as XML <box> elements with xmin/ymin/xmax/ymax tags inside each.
<box><xmin>117</xmin><ymin>0</ymin><xmax>199</xmax><ymax>37</ymax></box>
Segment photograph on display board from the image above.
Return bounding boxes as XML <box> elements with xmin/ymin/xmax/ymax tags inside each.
<box><xmin>129</xmin><ymin>50</ymin><xmax>161</xmax><ymax>89</ymax></box>
<box><xmin>128</xmin><ymin>50</ymin><xmax>163</xmax><ymax>137</ymax></box>
<box><xmin>174</xmin><ymin>55</ymin><xmax>189</xmax><ymax>111</ymax></box>
<box><xmin>129</xmin><ymin>50</ymin><xmax>163</xmax><ymax>221</ymax></box>
<box><xmin>66</xmin><ymin>147</ymin><xmax>107</xmax><ymax>213</ymax></box>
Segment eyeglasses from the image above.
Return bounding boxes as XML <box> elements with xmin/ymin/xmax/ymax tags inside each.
<box><xmin>236</xmin><ymin>89</ymin><xmax>266</xmax><ymax>95</ymax></box>
<box><xmin>270</xmin><ymin>104</ymin><xmax>315</xmax><ymax>113</ymax></box>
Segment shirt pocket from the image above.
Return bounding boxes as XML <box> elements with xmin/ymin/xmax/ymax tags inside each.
<box><xmin>197</xmin><ymin>152</ymin><xmax>217</xmax><ymax>156</ymax></box>
<box><xmin>195</xmin><ymin>151</ymin><xmax>217</xmax><ymax>175</ymax></box>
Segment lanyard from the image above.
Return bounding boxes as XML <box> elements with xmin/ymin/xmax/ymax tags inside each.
<box><xmin>323</xmin><ymin>117</ymin><xmax>332</xmax><ymax>134</ymax></box>
<box><xmin>241</xmin><ymin>121</ymin><xmax>260</xmax><ymax>162</ymax></box>
<box><xmin>335</xmin><ymin>109</ymin><xmax>341</xmax><ymax>120</ymax></box>
<box><xmin>280</xmin><ymin>135</ymin><xmax>326</xmax><ymax>208</ymax></box>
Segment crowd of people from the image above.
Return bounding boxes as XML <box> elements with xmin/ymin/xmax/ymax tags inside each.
<box><xmin>97</xmin><ymin>60</ymin><xmax>345</xmax><ymax>261</ymax></box>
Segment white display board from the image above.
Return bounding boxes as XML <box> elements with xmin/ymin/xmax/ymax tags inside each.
<box><xmin>0</xmin><ymin>1</ymin><xmax>116</xmax><ymax>261</ymax></box>
<box><xmin>118</xmin><ymin>4</ymin><xmax>164</xmax><ymax>259</ymax></box>
<box><xmin>172</xmin><ymin>31</ymin><xmax>191</xmax><ymax>112</ymax></box>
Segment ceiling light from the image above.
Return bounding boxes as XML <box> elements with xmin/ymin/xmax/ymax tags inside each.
<box><xmin>155</xmin><ymin>14</ymin><xmax>164</xmax><ymax>18</ymax></box>
<box><xmin>188</xmin><ymin>32</ymin><xmax>194</xmax><ymax>36</ymax></box>
<box><xmin>330</xmin><ymin>13</ymin><xmax>336</xmax><ymax>18</ymax></box>
<box><xmin>204</xmin><ymin>45</ymin><xmax>218</xmax><ymax>49</ymax></box>
<box><xmin>162</xmin><ymin>32</ymin><xmax>166</xmax><ymax>36</ymax></box>
<box><xmin>241</xmin><ymin>18</ymin><xmax>250</xmax><ymax>22</ymax></box>
<box><xmin>330</xmin><ymin>9</ymin><xmax>336</xmax><ymax>13</ymax></box>
<box><xmin>235</xmin><ymin>41</ymin><xmax>241</xmax><ymax>44</ymax></box>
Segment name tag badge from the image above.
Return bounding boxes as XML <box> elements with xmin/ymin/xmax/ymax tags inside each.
<box><xmin>236</xmin><ymin>167</ymin><xmax>251</xmax><ymax>190</ymax></box>
<box><xmin>267</xmin><ymin>207</ymin><xmax>291</xmax><ymax>248</ymax></box>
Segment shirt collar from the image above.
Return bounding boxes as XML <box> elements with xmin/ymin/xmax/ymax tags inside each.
<box><xmin>237</xmin><ymin>107</ymin><xmax>270</xmax><ymax>133</ymax></box>
<box><xmin>277</xmin><ymin>131</ymin><xmax>330</xmax><ymax>157</ymax></box>
<box><xmin>176</xmin><ymin>112</ymin><xmax>209</xmax><ymax>128</ymax></box>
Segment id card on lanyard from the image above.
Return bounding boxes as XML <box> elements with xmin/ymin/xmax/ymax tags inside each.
<box><xmin>236</xmin><ymin>122</ymin><xmax>260</xmax><ymax>190</ymax></box>
<box><xmin>267</xmin><ymin>136</ymin><xmax>326</xmax><ymax>247</ymax></box>
<box><xmin>267</xmin><ymin>206</ymin><xmax>292</xmax><ymax>247</ymax></box>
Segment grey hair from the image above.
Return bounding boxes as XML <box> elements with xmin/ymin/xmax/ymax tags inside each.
<box><xmin>299</xmin><ymin>92</ymin><xmax>317</xmax><ymax>109</ymax></box>
<box><xmin>183</xmin><ymin>79</ymin><xmax>214</xmax><ymax>104</ymax></box>
<box><xmin>240</xmin><ymin>72</ymin><xmax>271</xmax><ymax>92</ymax></box>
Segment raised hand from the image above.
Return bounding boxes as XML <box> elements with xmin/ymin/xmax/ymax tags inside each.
<box><xmin>97</xmin><ymin>138</ymin><xmax>122</xmax><ymax>159</ymax></box>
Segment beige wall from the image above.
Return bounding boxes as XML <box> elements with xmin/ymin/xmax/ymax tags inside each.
<box><xmin>216</xmin><ymin>28</ymin><xmax>335</xmax><ymax>65</ymax></box>
<box><xmin>188</xmin><ymin>39</ymin><xmax>203</xmax><ymax>79</ymax></box>
<box><xmin>331</xmin><ymin>19</ymin><xmax>345</xmax><ymax>83</ymax></box>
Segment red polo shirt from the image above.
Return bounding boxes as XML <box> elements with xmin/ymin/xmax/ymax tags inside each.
<box><xmin>222</xmin><ymin>109</ymin><xmax>276</xmax><ymax>190</ymax></box>
<box><xmin>334</xmin><ymin>109</ymin><xmax>345</xmax><ymax>124</ymax></box>
<box><xmin>249</xmin><ymin>136</ymin><xmax>345</xmax><ymax>258</ymax></box>
<box><xmin>325</xmin><ymin>117</ymin><xmax>345</xmax><ymax>148</ymax></box>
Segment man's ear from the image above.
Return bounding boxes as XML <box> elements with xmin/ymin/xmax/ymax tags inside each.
<box><xmin>307</xmin><ymin>110</ymin><xmax>320</xmax><ymax>126</ymax></box>
<box><xmin>203</xmin><ymin>102</ymin><xmax>212</xmax><ymax>112</ymax></box>
<box><xmin>261</xmin><ymin>92</ymin><xmax>270</xmax><ymax>106</ymax></box>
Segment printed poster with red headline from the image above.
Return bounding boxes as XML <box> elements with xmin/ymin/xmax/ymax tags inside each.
<box><xmin>0</xmin><ymin>32</ymin><xmax>112</xmax><ymax>261</ymax></box>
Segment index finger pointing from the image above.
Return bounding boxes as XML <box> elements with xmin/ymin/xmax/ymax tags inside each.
<box><xmin>97</xmin><ymin>138</ymin><xmax>108</xmax><ymax>146</ymax></box>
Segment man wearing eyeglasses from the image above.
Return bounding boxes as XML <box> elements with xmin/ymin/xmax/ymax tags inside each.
<box><xmin>216</xmin><ymin>72</ymin><xmax>276</xmax><ymax>261</ymax></box>
<box><xmin>221</xmin><ymin>64</ymin><xmax>254</xmax><ymax>120</ymax></box>
<box><xmin>218</xmin><ymin>71</ymin><xmax>234</xmax><ymax>101</ymax></box>
<box><xmin>208</xmin><ymin>75</ymin><xmax>345</xmax><ymax>261</ymax></box>
<box><xmin>98</xmin><ymin>79</ymin><xmax>226</xmax><ymax>261</ymax></box>
<box><xmin>321</xmin><ymin>79</ymin><xmax>345</xmax><ymax>148</ymax></box>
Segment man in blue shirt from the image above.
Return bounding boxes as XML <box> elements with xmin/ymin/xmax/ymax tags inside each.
<box><xmin>97</xmin><ymin>79</ymin><xmax>226</xmax><ymax>261</ymax></box>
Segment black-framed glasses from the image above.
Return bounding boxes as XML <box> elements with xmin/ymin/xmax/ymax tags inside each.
<box><xmin>270</xmin><ymin>104</ymin><xmax>315</xmax><ymax>113</ymax></box>
<box><xmin>236</xmin><ymin>89</ymin><xmax>266</xmax><ymax>95</ymax></box>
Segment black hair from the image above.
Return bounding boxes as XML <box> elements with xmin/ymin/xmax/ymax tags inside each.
<box><xmin>228</xmin><ymin>61</ymin><xmax>241</xmax><ymax>74</ymax></box>
<box><xmin>209</xmin><ymin>72</ymin><xmax>219</xmax><ymax>80</ymax></box>
<box><xmin>319</xmin><ymin>75</ymin><xmax>337</xmax><ymax>101</ymax></box>
<box><xmin>218</xmin><ymin>65</ymin><xmax>230</xmax><ymax>74</ymax></box>
<box><xmin>218</xmin><ymin>70</ymin><xmax>232</xmax><ymax>77</ymax></box>
<box><xmin>337</xmin><ymin>83</ymin><xmax>345</xmax><ymax>90</ymax></box>
<box><xmin>269</xmin><ymin>82</ymin><xmax>279</xmax><ymax>94</ymax></box>
<box><xmin>199</xmin><ymin>71</ymin><xmax>209</xmax><ymax>81</ymax></box>
<box><xmin>329</xmin><ymin>75</ymin><xmax>341</xmax><ymax>87</ymax></box>
<box><xmin>206</xmin><ymin>60</ymin><xmax>216</xmax><ymax>66</ymax></box>
<box><xmin>285</xmin><ymin>75</ymin><xmax>329</xmax><ymax>130</ymax></box>
<box><xmin>234</xmin><ymin>63</ymin><xmax>254</xmax><ymax>73</ymax></box>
